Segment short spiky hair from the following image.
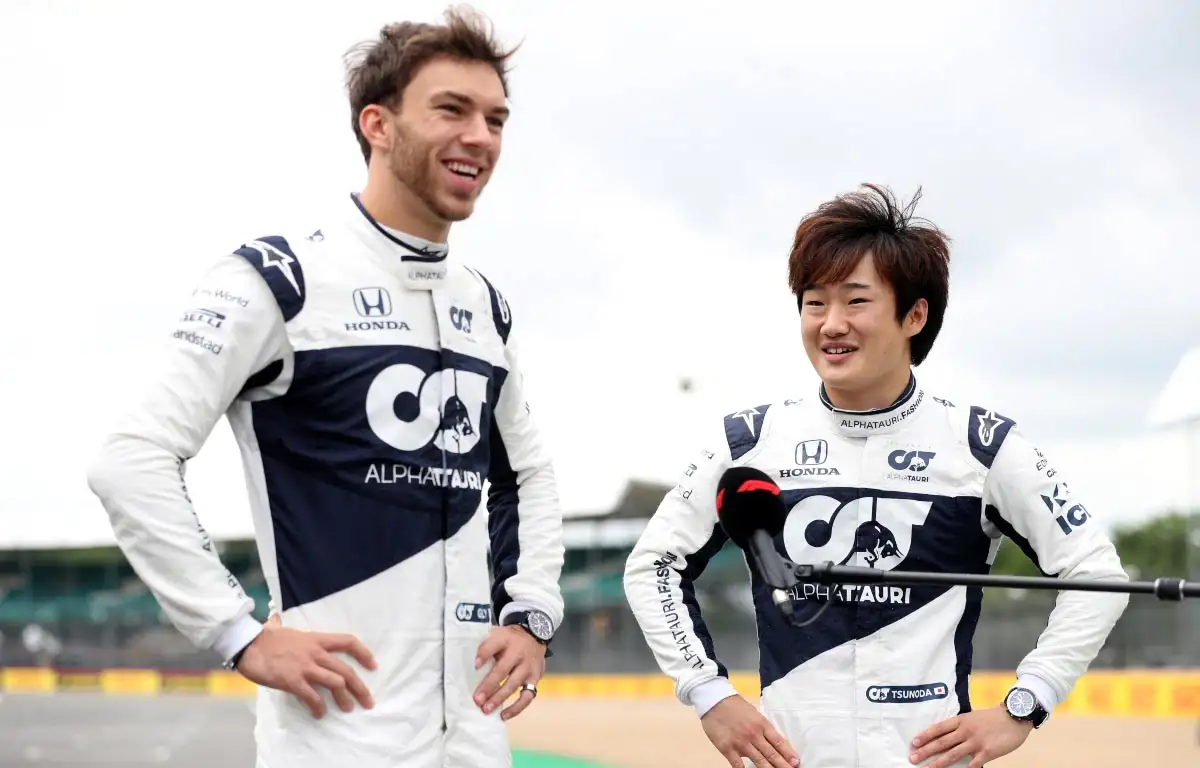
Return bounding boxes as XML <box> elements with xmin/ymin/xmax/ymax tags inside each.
<box><xmin>787</xmin><ymin>183</ymin><xmax>951</xmax><ymax>365</ymax></box>
<box><xmin>343</xmin><ymin>5</ymin><xmax>518</xmax><ymax>164</ymax></box>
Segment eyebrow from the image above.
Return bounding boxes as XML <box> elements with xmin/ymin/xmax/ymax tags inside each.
<box><xmin>437</xmin><ymin>90</ymin><xmax>510</xmax><ymax>118</ymax></box>
<box><xmin>806</xmin><ymin>281</ymin><xmax>873</xmax><ymax>292</ymax></box>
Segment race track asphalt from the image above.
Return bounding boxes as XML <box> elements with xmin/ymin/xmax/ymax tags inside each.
<box><xmin>0</xmin><ymin>693</ymin><xmax>609</xmax><ymax>767</ymax></box>
<box><xmin>0</xmin><ymin>692</ymin><xmax>255</xmax><ymax>766</ymax></box>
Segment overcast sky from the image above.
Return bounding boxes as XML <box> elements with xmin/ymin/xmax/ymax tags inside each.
<box><xmin>1</xmin><ymin>0</ymin><xmax>1197</xmax><ymax>548</ymax></box>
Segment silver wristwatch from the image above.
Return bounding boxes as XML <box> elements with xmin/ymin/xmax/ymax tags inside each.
<box><xmin>505</xmin><ymin>608</ymin><xmax>554</xmax><ymax>644</ymax></box>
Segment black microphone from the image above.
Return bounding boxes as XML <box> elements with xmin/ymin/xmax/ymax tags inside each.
<box><xmin>714</xmin><ymin>467</ymin><xmax>798</xmax><ymax>621</ymax></box>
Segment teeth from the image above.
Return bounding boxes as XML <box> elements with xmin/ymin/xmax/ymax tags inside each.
<box><xmin>826</xmin><ymin>348</ymin><xmax>853</xmax><ymax>354</ymax></box>
<box><xmin>446</xmin><ymin>161</ymin><xmax>480</xmax><ymax>177</ymax></box>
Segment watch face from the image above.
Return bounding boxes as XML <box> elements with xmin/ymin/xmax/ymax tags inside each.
<box><xmin>1006</xmin><ymin>688</ymin><xmax>1036</xmax><ymax>718</ymax></box>
<box><xmin>527</xmin><ymin>610</ymin><xmax>553</xmax><ymax>641</ymax></box>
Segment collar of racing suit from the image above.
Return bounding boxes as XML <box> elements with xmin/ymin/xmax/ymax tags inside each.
<box><xmin>818</xmin><ymin>373</ymin><xmax>927</xmax><ymax>438</ymax></box>
<box><xmin>348</xmin><ymin>192</ymin><xmax>450</xmax><ymax>291</ymax></box>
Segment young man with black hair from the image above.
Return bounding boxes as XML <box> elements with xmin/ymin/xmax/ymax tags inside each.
<box><xmin>623</xmin><ymin>184</ymin><xmax>1129</xmax><ymax>768</ymax></box>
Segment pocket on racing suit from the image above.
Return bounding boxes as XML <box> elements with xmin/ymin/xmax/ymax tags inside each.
<box><xmin>759</xmin><ymin>679</ymin><xmax>965</xmax><ymax>767</ymax></box>
<box><xmin>866</xmin><ymin>683</ymin><xmax>965</xmax><ymax>768</ymax></box>
<box><xmin>760</xmin><ymin>704</ymin><xmax>857</xmax><ymax>768</ymax></box>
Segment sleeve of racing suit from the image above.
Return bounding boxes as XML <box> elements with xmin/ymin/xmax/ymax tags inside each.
<box><xmin>485</xmin><ymin>310</ymin><xmax>566</xmax><ymax>633</ymax></box>
<box><xmin>85</xmin><ymin>252</ymin><xmax>287</xmax><ymax>662</ymax></box>
<box><xmin>979</xmin><ymin>418</ymin><xmax>1130</xmax><ymax>713</ymax></box>
<box><xmin>623</xmin><ymin>425</ymin><xmax>735</xmax><ymax>719</ymax></box>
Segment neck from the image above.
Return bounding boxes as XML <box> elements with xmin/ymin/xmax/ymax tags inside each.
<box><xmin>822</xmin><ymin>367</ymin><xmax>914</xmax><ymax>413</ymax></box>
<box><xmin>358</xmin><ymin>167</ymin><xmax>450</xmax><ymax>243</ymax></box>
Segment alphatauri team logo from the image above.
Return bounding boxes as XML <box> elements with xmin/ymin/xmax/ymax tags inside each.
<box><xmin>781</xmin><ymin>494</ymin><xmax>933</xmax><ymax>605</ymax></box>
<box><xmin>886</xmin><ymin>449</ymin><xmax>936</xmax><ymax>483</ymax></box>
<box><xmin>365</xmin><ymin>364</ymin><xmax>488</xmax><ymax>455</ymax></box>
<box><xmin>782</xmin><ymin>495</ymin><xmax>933</xmax><ymax>571</ymax></box>
<box><xmin>361</xmin><ymin>363</ymin><xmax>489</xmax><ymax>489</ymax></box>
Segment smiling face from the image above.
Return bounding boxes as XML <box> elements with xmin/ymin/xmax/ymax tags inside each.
<box><xmin>379</xmin><ymin>55</ymin><xmax>509</xmax><ymax>225</ymax></box>
<box><xmin>787</xmin><ymin>185</ymin><xmax>952</xmax><ymax>409</ymax></box>
<box><xmin>800</xmin><ymin>252</ymin><xmax>928</xmax><ymax>410</ymax></box>
<box><xmin>346</xmin><ymin>7</ymin><xmax>519</xmax><ymax>241</ymax></box>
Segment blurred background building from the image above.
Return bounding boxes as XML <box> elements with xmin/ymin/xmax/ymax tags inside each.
<box><xmin>0</xmin><ymin>484</ymin><xmax>1196</xmax><ymax>676</ymax></box>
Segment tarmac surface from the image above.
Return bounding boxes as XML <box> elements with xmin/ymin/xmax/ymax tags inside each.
<box><xmin>0</xmin><ymin>693</ymin><xmax>257</xmax><ymax>767</ymax></box>
<box><xmin>0</xmin><ymin>693</ymin><xmax>609</xmax><ymax>767</ymax></box>
<box><xmin>4</xmin><ymin>691</ymin><xmax>1197</xmax><ymax>767</ymax></box>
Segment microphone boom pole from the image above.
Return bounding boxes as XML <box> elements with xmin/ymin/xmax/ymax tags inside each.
<box><xmin>789</xmin><ymin>560</ymin><xmax>1200</xmax><ymax>601</ymax></box>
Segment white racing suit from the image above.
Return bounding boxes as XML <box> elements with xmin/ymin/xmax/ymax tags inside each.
<box><xmin>623</xmin><ymin>377</ymin><xmax>1129</xmax><ymax>767</ymax></box>
<box><xmin>87</xmin><ymin>193</ymin><xmax>565</xmax><ymax>767</ymax></box>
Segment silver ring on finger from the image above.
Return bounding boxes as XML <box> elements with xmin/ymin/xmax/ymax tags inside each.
<box><xmin>520</xmin><ymin>682</ymin><xmax>538</xmax><ymax>699</ymax></box>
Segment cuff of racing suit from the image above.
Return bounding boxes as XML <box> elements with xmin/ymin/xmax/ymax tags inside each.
<box><xmin>212</xmin><ymin>614</ymin><xmax>264</xmax><ymax>664</ymax></box>
<box><xmin>688</xmin><ymin>677</ymin><xmax>739</xmax><ymax>719</ymax></box>
<box><xmin>499</xmin><ymin>601</ymin><xmax>557</xmax><ymax>630</ymax></box>
<box><xmin>1014</xmin><ymin>673</ymin><xmax>1061</xmax><ymax>713</ymax></box>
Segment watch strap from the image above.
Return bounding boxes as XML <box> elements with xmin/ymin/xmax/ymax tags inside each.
<box><xmin>228</xmin><ymin>644</ymin><xmax>249</xmax><ymax>670</ymax></box>
<box><xmin>501</xmin><ymin>610</ymin><xmax>529</xmax><ymax>627</ymax></box>
<box><xmin>222</xmin><ymin>640</ymin><xmax>251</xmax><ymax>671</ymax></box>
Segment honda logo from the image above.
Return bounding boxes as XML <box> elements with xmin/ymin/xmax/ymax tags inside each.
<box><xmin>795</xmin><ymin>439</ymin><xmax>828</xmax><ymax>466</ymax></box>
<box><xmin>353</xmin><ymin>287</ymin><xmax>392</xmax><ymax>317</ymax></box>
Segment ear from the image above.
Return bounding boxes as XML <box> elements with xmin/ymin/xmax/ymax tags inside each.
<box><xmin>358</xmin><ymin>104</ymin><xmax>392</xmax><ymax>155</ymax></box>
<box><xmin>904</xmin><ymin>298</ymin><xmax>929</xmax><ymax>339</ymax></box>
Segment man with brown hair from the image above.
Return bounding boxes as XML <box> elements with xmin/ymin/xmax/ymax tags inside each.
<box><xmin>87</xmin><ymin>6</ymin><xmax>564</xmax><ymax>766</ymax></box>
<box><xmin>623</xmin><ymin>184</ymin><xmax>1129</xmax><ymax>767</ymax></box>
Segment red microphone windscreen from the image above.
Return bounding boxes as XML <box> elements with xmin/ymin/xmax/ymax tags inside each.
<box><xmin>715</xmin><ymin>466</ymin><xmax>787</xmax><ymax>548</ymax></box>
